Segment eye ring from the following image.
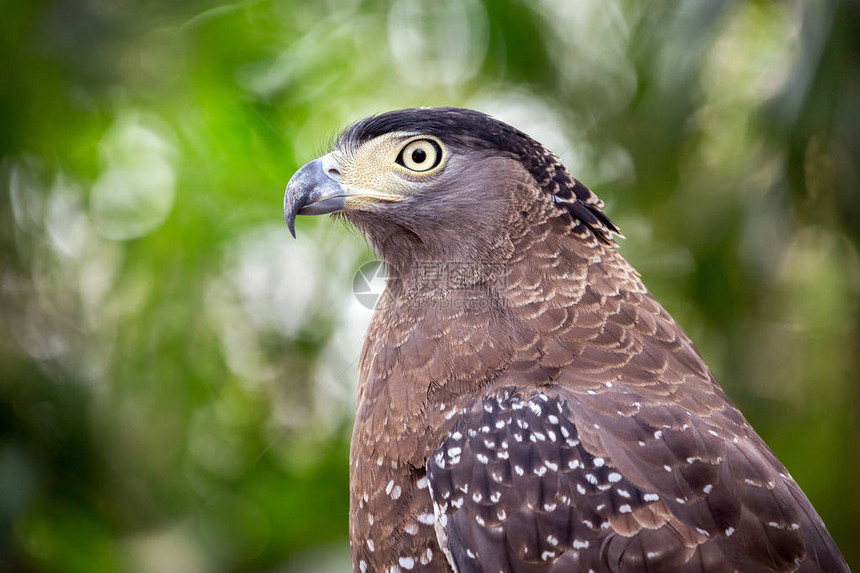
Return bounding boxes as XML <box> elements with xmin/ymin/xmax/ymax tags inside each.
<box><xmin>396</xmin><ymin>139</ymin><xmax>443</xmax><ymax>173</ymax></box>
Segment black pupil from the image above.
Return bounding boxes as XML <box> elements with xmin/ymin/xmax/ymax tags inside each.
<box><xmin>411</xmin><ymin>148</ymin><xmax>427</xmax><ymax>164</ymax></box>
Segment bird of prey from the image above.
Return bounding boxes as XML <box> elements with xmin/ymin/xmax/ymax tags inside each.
<box><xmin>284</xmin><ymin>108</ymin><xmax>849</xmax><ymax>573</ymax></box>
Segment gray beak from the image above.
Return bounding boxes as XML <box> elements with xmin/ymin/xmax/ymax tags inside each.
<box><xmin>284</xmin><ymin>157</ymin><xmax>346</xmax><ymax>238</ymax></box>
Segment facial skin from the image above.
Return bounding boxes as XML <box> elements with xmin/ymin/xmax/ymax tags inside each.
<box><xmin>333</xmin><ymin>132</ymin><xmax>448</xmax><ymax>208</ymax></box>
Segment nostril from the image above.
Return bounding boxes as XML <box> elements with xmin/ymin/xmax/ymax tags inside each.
<box><xmin>320</xmin><ymin>154</ymin><xmax>343</xmax><ymax>182</ymax></box>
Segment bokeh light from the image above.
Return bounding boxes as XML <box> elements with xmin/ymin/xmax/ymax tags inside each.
<box><xmin>1</xmin><ymin>1</ymin><xmax>858</xmax><ymax>571</ymax></box>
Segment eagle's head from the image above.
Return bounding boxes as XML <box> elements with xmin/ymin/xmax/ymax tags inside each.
<box><xmin>284</xmin><ymin>107</ymin><xmax>617</xmax><ymax>271</ymax></box>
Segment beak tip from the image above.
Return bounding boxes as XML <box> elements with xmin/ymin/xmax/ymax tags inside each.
<box><xmin>285</xmin><ymin>210</ymin><xmax>298</xmax><ymax>238</ymax></box>
<box><xmin>284</xmin><ymin>182</ymin><xmax>299</xmax><ymax>239</ymax></box>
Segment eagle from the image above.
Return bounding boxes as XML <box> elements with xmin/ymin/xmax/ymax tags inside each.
<box><xmin>283</xmin><ymin>108</ymin><xmax>849</xmax><ymax>573</ymax></box>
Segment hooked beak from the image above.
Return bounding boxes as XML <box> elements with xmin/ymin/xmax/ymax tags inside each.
<box><xmin>284</xmin><ymin>155</ymin><xmax>347</xmax><ymax>238</ymax></box>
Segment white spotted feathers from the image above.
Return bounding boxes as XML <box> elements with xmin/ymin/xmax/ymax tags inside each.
<box><xmin>426</xmin><ymin>390</ymin><xmax>663</xmax><ymax>572</ymax></box>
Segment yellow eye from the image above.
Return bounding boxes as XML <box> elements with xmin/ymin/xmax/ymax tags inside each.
<box><xmin>397</xmin><ymin>139</ymin><xmax>442</xmax><ymax>172</ymax></box>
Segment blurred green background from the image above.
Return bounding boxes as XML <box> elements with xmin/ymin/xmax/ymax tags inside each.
<box><xmin>1</xmin><ymin>0</ymin><xmax>859</xmax><ymax>571</ymax></box>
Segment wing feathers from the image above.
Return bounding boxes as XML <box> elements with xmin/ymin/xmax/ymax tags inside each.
<box><xmin>426</xmin><ymin>389</ymin><xmax>847</xmax><ymax>572</ymax></box>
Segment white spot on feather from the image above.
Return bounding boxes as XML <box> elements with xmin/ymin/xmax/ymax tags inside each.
<box><xmin>420</xmin><ymin>547</ymin><xmax>433</xmax><ymax>565</ymax></box>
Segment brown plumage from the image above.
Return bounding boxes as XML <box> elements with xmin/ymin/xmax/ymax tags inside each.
<box><xmin>283</xmin><ymin>108</ymin><xmax>849</xmax><ymax>573</ymax></box>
